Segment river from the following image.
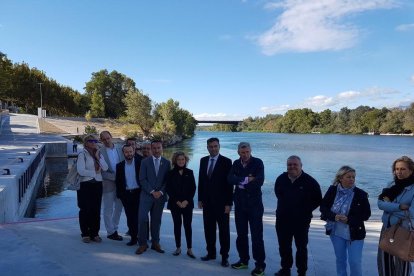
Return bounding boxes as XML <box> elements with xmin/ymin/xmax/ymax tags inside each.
<box><xmin>35</xmin><ymin>131</ymin><xmax>414</xmax><ymax>220</ymax></box>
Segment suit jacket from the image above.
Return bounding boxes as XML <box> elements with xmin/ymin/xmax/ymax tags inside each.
<box><xmin>115</xmin><ymin>155</ymin><xmax>142</xmax><ymax>199</ymax></box>
<box><xmin>139</xmin><ymin>156</ymin><xmax>171</xmax><ymax>202</ymax></box>
<box><xmin>100</xmin><ymin>144</ymin><xmax>124</xmax><ymax>192</ymax></box>
<box><xmin>198</xmin><ymin>154</ymin><xmax>233</xmax><ymax>207</ymax></box>
<box><xmin>166</xmin><ymin>167</ymin><xmax>196</xmax><ymax>210</ymax></box>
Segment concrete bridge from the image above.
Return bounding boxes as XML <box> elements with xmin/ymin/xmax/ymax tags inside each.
<box><xmin>196</xmin><ymin>120</ymin><xmax>242</xmax><ymax>125</ymax></box>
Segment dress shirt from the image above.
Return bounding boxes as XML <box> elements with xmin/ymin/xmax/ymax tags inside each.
<box><xmin>125</xmin><ymin>159</ymin><xmax>139</xmax><ymax>190</ymax></box>
<box><xmin>106</xmin><ymin>146</ymin><xmax>119</xmax><ymax>173</ymax></box>
<box><xmin>207</xmin><ymin>154</ymin><xmax>219</xmax><ymax>174</ymax></box>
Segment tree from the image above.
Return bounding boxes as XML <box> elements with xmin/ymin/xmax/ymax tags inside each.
<box><xmin>90</xmin><ymin>91</ymin><xmax>105</xmax><ymax>117</ymax></box>
<box><xmin>380</xmin><ymin>108</ymin><xmax>405</xmax><ymax>133</ymax></box>
<box><xmin>404</xmin><ymin>103</ymin><xmax>414</xmax><ymax>133</ymax></box>
<box><xmin>85</xmin><ymin>69</ymin><xmax>136</xmax><ymax>118</ymax></box>
<box><xmin>123</xmin><ymin>89</ymin><xmax>154</xmax><ymax>137</ymax></box>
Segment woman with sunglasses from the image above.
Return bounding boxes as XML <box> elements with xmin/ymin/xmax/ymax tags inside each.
<box><xmin>76</xmin><ymin>135</ymin><xmax>108</xmax><ymax>243</ymax></box>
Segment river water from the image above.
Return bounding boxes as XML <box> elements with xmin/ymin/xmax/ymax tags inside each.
<box><xmin>36</xmin><ymin>131</ymin><xmax>414</xmax><ymax>220</ymax></box>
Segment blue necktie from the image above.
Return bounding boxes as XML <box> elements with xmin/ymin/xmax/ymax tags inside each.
<box><xmin>207</xmin><ymin>158</ymin><xmax>215</xmax><ymax>178</ymax></box>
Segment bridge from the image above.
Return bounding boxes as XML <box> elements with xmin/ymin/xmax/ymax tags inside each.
<box><xmin>196</xmin><ymin>120</ymin><xmax>242</xmax><ymax>125</ymax></box>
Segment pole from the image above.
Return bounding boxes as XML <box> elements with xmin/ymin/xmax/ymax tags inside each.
<box><xmin>38</xmin><ymin>83</ymin><xmax>43</xmax><ymax>110</ymax></box>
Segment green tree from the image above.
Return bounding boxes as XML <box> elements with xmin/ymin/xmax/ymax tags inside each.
<box><xmin>380</xmin><ymin>108</ymin><xmax>405</xmax><ymax>133</ymax></box>
<box><xmin>85</xmin><ymin>69</ymin><xmax>136</xmax><ymax>118</ymax></box>
<box><xmin>123</xmin><ymin>89</ymin><xmax>154</xmax><ymax>137</ymax></box>
<box><xmin>404</xmin><ymin>103</ymin><xmax>414</xmax><ymax>133</ymax></box>
<box><xmin>90</xmin><ymin>91</ymin><xmax>105</xmax><ymax>117</ymax></box>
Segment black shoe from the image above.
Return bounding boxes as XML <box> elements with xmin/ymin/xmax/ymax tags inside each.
<box><xmin>231</xmin><ymin>261</ymin><xmax>248</xmax><ymax>269</ymax></box>
<box><xmin>151</xmin><ymin>243</ymin><xmax>165</xmax><ymax>253</ymax></box>
<box><xmin>200</xmin><ymin>254</ymin><xmax>216</xmax><ymax>261</ymax></box>
<box><xmin>126</xmin><ymin>239</ymin><xmax>137</xmax><ymax>246</ymax></box>
<box><xmin>221</xmin><ymin>258</ymin><xmax>229</xmax><ymax>267</ymax></box>
<box><xmin>251</xmin><ymin>267</ymin><xmax>265</xmax><ymax>276</ymax></box>
<box><xmin>107</xmin><ymin>231</ymin><xmax>123</xmax><ymax>241</ymax></box>
<box><xmin>173</xmin><ymin>248</ymin><xmax>181</xmax><ymax>256</ymax></box>
<box><xmin>274</xmin><ymin>269</ymin><xmax>291</xmax><ymax>276</ymax></box>
<box><xmin>187</xmin><ymin>249</ymin><xmax>196</xmax><ymax>259</ymax></box>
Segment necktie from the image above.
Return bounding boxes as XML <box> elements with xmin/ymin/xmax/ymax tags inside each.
<box><xmin>155</xmin><ymin>158</ymin><xmax>160</xmax><ymax>176</ymax></box>
<box><xmin>207</xmin><ymin>158</ymin><xmax>215</xmax><ymax>178</ymax></box>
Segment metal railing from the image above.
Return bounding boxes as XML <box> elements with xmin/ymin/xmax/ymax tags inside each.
<box><xmin>18</xmin><ymin>146</ymin><xmax>45</xmax><ymax>202</ymax></box>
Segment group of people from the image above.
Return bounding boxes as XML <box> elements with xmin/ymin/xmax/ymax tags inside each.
<box><xmin>75</xmin><ymin>132</ymin><xmax>414</xmax><ymax>276</ymax></box>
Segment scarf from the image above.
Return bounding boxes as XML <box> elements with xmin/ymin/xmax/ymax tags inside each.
<box><xmin>331</xmin><ymin>184</ymin><xmax>355</xmax><ymax>215</ymax></box>
<box><xmin>378</xmin><ymin>174</ymin><xmax>414</xmax><ymax>201</ymax></box>
<box><xmin>85</xmin><ymin>147</ymin><xmax>101</xmax><ymax>171</ymax></box>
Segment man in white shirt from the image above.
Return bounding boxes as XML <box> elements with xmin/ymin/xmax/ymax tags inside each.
<box><xmin>100</xmin><ymin>131</ymin><xmax>124</xmax><ymax>241</ymax></box>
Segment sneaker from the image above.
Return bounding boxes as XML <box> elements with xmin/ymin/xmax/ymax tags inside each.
<box><xmin>231</xmin><ymin>261</ymin><xmax>248</xmax><ymax>269</ymax></box>
<box><xmin>251</xmin><ymin>267</ymin><xmax>265</xmax><ymax>276</ymax></box>
<box><xmin>91</xmin><ymin>236</ymin><xmax>102</xmax><ymax>243</ymax></box>
<box><xmin>82</xmin><ymin>236</ymin><xmax>91</xmax><ymax>243</ymax></box>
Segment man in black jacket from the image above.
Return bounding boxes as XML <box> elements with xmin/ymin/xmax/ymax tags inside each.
<box><xmin>115</xmin><ymin>144</ymin><xmax>142</xmax><ymax>246</ymax></box>
<box><xmin>274</xmin><ymin>155</ymin><xmax>322</xmax><ymax>276</ymax></box>
<box><xmin>198</xmin><ymin>137</ymin><xmax>233</xmax><ymax>267</ymax></box>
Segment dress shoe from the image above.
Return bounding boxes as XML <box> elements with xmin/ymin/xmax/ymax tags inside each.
<box><xmin>151</xmin><ymin>243</ymin><xmax>165</xmax><ymax>253</ymax></box>
<box><xmin>126</xmin><ymin>239</ymin><xmax>137</xmax><ymax>246</ymax></box>
<box><xmin>187</xmin><ymin>249</ymin><xmax>196</xmax><ymax>259</ymax></box>
<box><xmin>221</xmin><ymin>258</ymin><xmax>229</xmax><ymax>267</ymax></box>
<box><xmin>173</xmin><ymin>248</ymin><xmax>181</xmax><ymax>256</ymax></box>
<box><xmin>107</xmin><ymin>231</ymin><xmax>123</xmax><ymax>241</ymax></box>
<box><xmin>135</xmin><ymin>244</ymin><xmax>148</xmax><ymax>255</ymax></box>
<box><xmin>200</xmin><ymin>254</ymin><xmax>216</xmax><ymax>261</ymax></box>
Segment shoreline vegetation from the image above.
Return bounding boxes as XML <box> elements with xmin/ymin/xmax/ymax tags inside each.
<box><xmin>1</xmin><ymin>51</ymin><xmax>413</xmax><ymax>140</ymax></box>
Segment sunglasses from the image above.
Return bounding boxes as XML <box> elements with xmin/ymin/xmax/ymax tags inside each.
<box><xmin>87</xmin><ymin>139</ymin><xmax>99</xmax><ymax>143</ymax></box>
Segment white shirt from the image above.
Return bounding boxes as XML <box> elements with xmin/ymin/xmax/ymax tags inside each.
<box><xmin>106</xmin><ymin>146</ymin><xmax>119</xmax><ymax>173</ymax></box>
<box><xmin>125</xmin><ymin>159</ymin><xmax>139</xmax><ymax>190</ymax></box>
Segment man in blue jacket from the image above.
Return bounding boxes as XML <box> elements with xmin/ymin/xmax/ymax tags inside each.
<box><xmin>274</xmin><ymin>155</ymin><xmax>322</xmax><ymax>276</ymax></box>
<box><xmin>228</xmin><ymin>142</ymin><xmax>266</xmax><ymax>276</ymax></box>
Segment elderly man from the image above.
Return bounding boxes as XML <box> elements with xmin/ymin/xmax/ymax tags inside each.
<box><xmin>100</xmin><ymin>131</ymin><xmax>124</xmax><ymax>241</ymax></box>
<box><xmin>228</xmin><ymin>142</ymin><xmax>266</xmax><ymax>276</ymax></box>
<box><xmin>274</xmin><ymin>156</ymin><xmax>322</xmax><ymax>276</ymax></box>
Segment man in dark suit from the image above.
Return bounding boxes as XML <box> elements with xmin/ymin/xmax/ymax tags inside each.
<box><xmin>198</xmin><ymin>137</ymin><xmax>233</xmax><ymax>267</ymax></box>
<box><xmin>135</xmin><ymin>140</ymin><xmax>171</xmax><ymax>255</ymax></box>
<box><xmin>115</xmin><ymin>144</ymin><xmax>142</xmax><ymax>246</ymax></box>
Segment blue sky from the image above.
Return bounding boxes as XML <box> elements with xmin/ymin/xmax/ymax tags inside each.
<box><xmin>1</xmin><ymin>0</ymin><xmax>413</xmax><ymax>120</ymax></box>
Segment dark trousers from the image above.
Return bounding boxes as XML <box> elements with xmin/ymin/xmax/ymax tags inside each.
<box><xmin>202</xmin><ymin>204</ymin><xmax>230</xmax><ymax>258</ymax></box>
<box><xmin>276</xmin><ymin>218</ymin><xmax>310</xmax><ymax>274</ymax></box>
<box><xmin>171</xmin><ymin>206</ymin><xmax>193</xmax><ymax>248</ymax></box>
<box><xmin>77</xmin><ymin>180</ymin><xmax>102</xmax><ymax>238</ymax></box>
<box><xmin>120</xmin><ymin>189</ymin><xmax>140</xmax><ymax>240</ymax></box>
<box><xmin>234</xmin><ymin>194</ymin><xmax>266</xmax><ymax>268</ymax></box>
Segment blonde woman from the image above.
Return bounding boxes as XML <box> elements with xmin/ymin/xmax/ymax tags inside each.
<box><xmin>320</xmin><ymin>166</ymin><xmax>371</xmax><ymax>276</ymax></box>
<box><xmin>76</xmin><ymin>135</ymin><xmax>108</xmax><ymax>243</ymax></box>
<box><xmin>378</xmin><ymin>156</ymin><xmax>414</xmax><ymax>276</ymax></box>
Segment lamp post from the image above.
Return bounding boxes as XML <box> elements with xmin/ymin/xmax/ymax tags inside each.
<box><xmin>38</xmin><ymin>83</ymin><xmax>43</xmax><ymax>110</ymax></box>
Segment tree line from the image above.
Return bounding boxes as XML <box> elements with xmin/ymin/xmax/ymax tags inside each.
<box><xmin>0</xmin><ymin>52</ymin><xmax>196</xmax><ymax>139</ymax></box>
<box><xmin>234</xmin><ymin>105</ymin><xmax>414</xmax><ymax>134</ymax></box>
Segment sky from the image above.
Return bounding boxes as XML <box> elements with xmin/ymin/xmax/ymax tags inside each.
<box><xmin>1</xmin><ymin>0</ymin><xmax>414</xmax><ymax>120</ymax></box>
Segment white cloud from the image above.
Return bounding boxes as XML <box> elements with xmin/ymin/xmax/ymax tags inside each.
<box><xmin>256</xmin><ymin>0</ymin><xmax>396</xmax><ymax>55</ymax></box>
<box><xmin>259</xmin><ymin>86</ymin><xmax>402</xmax><ymax>114</ymax></box>
<box><xmin>396</xmin><ymin>23</ymin><xmax>414</xmax><ymax>32</ymax></box>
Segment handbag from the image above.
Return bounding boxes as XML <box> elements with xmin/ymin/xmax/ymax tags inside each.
<box><xmin>379</xmin><ymin>211</ymin><xmax>414</xmax><ymax>262</ymax></box>
<box><xmin>64</xmin><ymin>152</ymin><xmax>86</xmax><ymax>191</ymax></box>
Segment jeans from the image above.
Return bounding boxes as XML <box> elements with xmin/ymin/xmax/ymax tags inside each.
<box><xmin>330</xmin><ymin>235</ymin><xmax>363</xmax><ymax>276</ymax></box>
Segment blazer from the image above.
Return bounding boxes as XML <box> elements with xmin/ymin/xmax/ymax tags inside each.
<box><xmin>100</xmin><ymin>144</ymin><xmax>124</xmax><ymax>192</ymax></box>
<box><xmin>198</xmin><ymin>154</ymin><xmax>233</xmax><ymax>207</ymax></box>
<box><xmin>166</xmin><ymin>167</ymin><xmax>196</xmax><ymax>210</ymax></box>
<box><xmin>139</xmin><ymin>156</ymin><xmax>171</xmax><ymax>201</ymax></box>
<box><xmin>115</xmin><ymin>155</ymin><xmax>142</xmax><ymax>199</ymax></box>
<box><xmin>320</xmin><ymin>185</ymin><xmax>371</xmax><ymax>240</ymax></box>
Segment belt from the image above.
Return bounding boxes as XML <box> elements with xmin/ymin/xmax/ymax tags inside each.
<box><xmin>126</xmin><ymin>188</ymin><xmax>140</xmax><ymax>193</ymax></box>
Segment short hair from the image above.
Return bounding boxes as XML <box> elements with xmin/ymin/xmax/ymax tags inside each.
<box><xmin>142</xmin><ymin>141</ymin><xmax>151</xmax><ymax>148</ymax></box>
<box><xmin>126</xmin><ymin>137</ymin><xmax>136</xmax><ymax>143</ymax></box>
<box><xmin>83</xmin><ymin>134</ymin><xmax>97</xmax><ymax>144</ymax></box>
<box><xmin>287</xmin><ymin>155</ymin><xmax>302</xmax><ymax>164</ymax></box>
<box><xmin>171</xmin><ymin>151</ymin><xmax>189</xmax><ymax>167</ymax></box>
<box><xmin>99</xmin><ymin>130</ymin><xmax>112</xmax><ymax>139</ymax></box>
<box><xmin>238</xmin><ymin>142</ymin><xmax>250</xmax><ymax>150</ymax></box>
<box><xmin>207</xmin><ymin>137</ymin><xmax>220</xmax><ymax>145</ymax></box>
<box><xmin>392</xmin><ymin>156</ymin><xmax>414</xmax><ymax>176</ymax></box>
<box><xmin>151</xmin><ymin>139</ymin><xmax>162</xmax><ymax>145</ymax></box>
<box><xmin>122</xmin><ymin>144</ymin><xmax>133</xmax><ymax>152</ymax></box>
<box><xmin>333</xmin><ymin>165</ymin><xmax>356</xmax><ymax>186</ymax></box>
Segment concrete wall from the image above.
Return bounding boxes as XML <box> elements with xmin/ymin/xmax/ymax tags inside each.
<box><xmin>0</xmin><ymin>142</ymin><xmax>66</xmax><ymax>223</ymax></box>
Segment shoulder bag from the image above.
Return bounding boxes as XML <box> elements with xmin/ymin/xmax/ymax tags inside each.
<box><xmin>379</xmin><ymin>211</ymin><xmax>414</xmax><ymax>262</ymax></box>
<box><xmin>65</xmin><ymin>152</ymin><xmax>86</xmax><ymax>191</ymax></box>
